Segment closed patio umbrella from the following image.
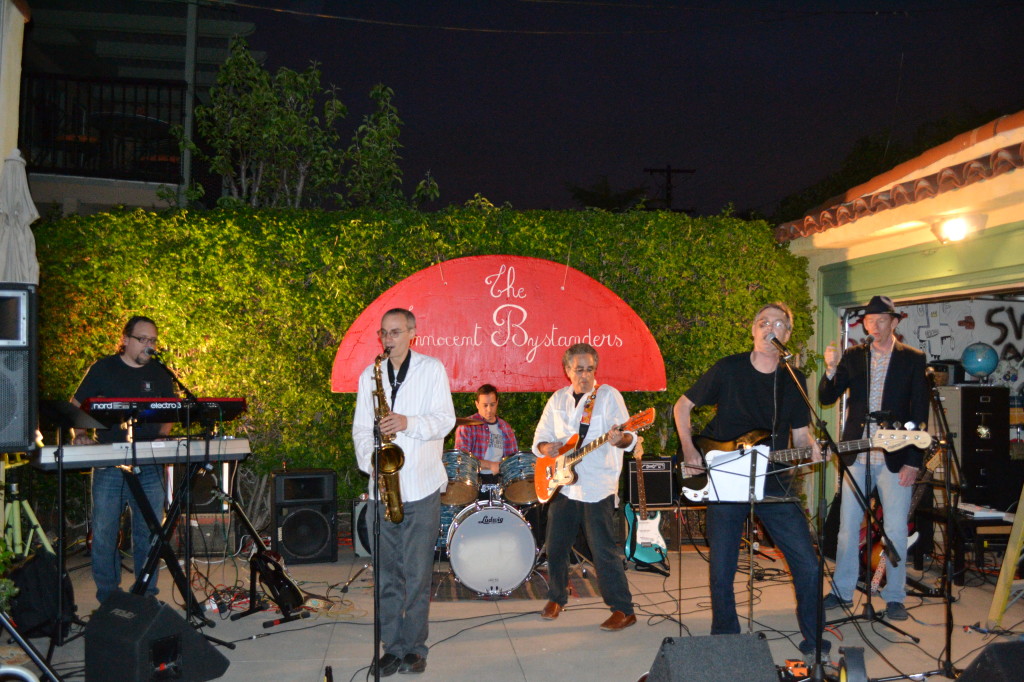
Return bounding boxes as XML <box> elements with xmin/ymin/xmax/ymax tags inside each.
<box><xmin>0</xmin><ymin>149</ymin><xmax>40</xmax><ymax>284</ymax></box>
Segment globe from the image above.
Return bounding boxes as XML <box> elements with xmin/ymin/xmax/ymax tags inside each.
<box><xmin>961</xmin><ymin>342</ymin><xmax>998</xmax><ymax>378</ymax></box>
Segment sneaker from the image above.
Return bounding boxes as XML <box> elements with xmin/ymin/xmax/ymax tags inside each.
<box><xmin>822</xmin><ymin>593</ymin><xmax>852</xmax><ymax>610</ymax></box>
<box><xmin>886</xmin><ymin>601</ymin><xmax>909</xmax><ymax>621</ymax></box>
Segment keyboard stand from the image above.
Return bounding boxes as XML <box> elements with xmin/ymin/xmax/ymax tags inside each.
<box><xmin>125</xmin><ymin>462</ymin><xmax>235</xmax><ymax>650</ymax></box>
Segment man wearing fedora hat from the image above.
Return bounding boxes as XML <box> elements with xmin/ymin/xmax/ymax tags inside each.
<box><xmin>819</xmin><ymin>295</ymin><xmax>929</xmax><ymax>621</ymax></box>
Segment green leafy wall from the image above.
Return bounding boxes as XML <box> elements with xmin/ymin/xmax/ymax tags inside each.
<box><xmin>33</xmin><ymin>206</ymin><xmax>811</xmax><ymax>501</ymax></box>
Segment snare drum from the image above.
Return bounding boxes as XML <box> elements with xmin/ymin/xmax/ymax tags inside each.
<box><xmin>500</xmin><ymin>451</ymin><xmax>538</xmax><ymax>505</ymax></box>
<box><xmin>441</xmin><ymin>450</ymin><xmax>479</xmax><ymax>505</ymax></box>
<box><xmin>446</xmin><ymin>501</ymin><xmax>537</xmax><ymax>596</ymax></box>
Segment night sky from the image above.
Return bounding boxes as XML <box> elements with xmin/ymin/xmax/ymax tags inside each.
<box><xmin>230</xmin><ymin>1</ymin><xmax>1024</xmax><ymax>215</ymax></box>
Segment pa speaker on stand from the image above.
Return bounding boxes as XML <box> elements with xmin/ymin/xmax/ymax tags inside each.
<box><xmin>272</xmin><ymin>469</ymin><xmax>338</xmax><ymax>564</ymax></box>
<box><xmin>0</xmin><ymin>283</ymin><xmax>37</xmax><ymax>452</ymax></box>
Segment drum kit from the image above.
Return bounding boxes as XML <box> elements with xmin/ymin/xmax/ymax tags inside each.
<box><xmin>438</xmin><ymin>418</ymin><xmax>546</xmax><ymax>597</ymax></box>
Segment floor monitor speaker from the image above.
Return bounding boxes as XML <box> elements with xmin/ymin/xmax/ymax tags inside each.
<box><xmin>645</xmin><ymin>633</ymin><xmax>777</xmax><ymax>682</ymax></box>
<box><xmin>958</xmin><ymin>640</ymin><xmax>1024</xmax><ymax>682</ymax></box>
<box><xmin>84</xmin><ymin>591</ymin><xmax>229</xmax><ymax>682</ymax></box>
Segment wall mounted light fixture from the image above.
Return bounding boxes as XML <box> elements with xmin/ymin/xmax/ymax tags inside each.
<box><xmin>931</xmin><ymin>214</ymin><xmax>986</xmax><ymax>244</ymax></box>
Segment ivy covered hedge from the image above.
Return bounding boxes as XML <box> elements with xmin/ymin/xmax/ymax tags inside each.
<box><xmin>33</xmin><ymin>206</ymin><xmax>811</xmax><ymax>500</ymax></box>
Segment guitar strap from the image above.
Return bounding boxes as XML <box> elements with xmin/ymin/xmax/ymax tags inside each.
<box><xmin>576</xmin><ymin>384</ymin><xmax>599</xmax><ymax>443</ymax></box>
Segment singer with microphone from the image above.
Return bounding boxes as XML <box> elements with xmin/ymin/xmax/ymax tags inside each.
<box><xmin>819</xmin><ymin>295</ymin><xmax>929</xmax><ymax>621</ymax></box>
<box><xmin>70</xmin><ymin>315</ymin><xmax>176</xmax><ymax>604</ymax></box>
<box><xmin>673</xmin><ymin>302</ymin><xmax>826</xmax><ymax>659</ymax></box>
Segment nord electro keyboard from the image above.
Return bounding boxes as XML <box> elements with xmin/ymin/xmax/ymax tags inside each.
<box><xmin>33</xmin><ymin>437</ymin><xmax>250</xmax><ymax>470</ymax></box>
<box><xmin>80</xmin><ymin>397</ymin><xmax>247</xmax><ymax>424</ymax></box>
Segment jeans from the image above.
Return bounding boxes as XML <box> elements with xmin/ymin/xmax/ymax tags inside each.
<box><xmin>707</xmin><ymin>501</ymin><xmax>819</xmax><ymax>643</ymax></box>
<box><xmin>832</xmin><ymin>458</ymin><xmax>912</xmax><ymax>604</ymax></box>
<box><xmin>545</xmin><ymin>493</ymin><xmax>633</xmax><ymax>614</ymax></box>
<box><xmin>92</xmin><ymin>465</ymin><xmax>165</xmax><ymax>604</ymax></box>
<box><xmin>370</xmin><ymin>491</ymin><xmax>441</xmax><ymax>659</ymax></box>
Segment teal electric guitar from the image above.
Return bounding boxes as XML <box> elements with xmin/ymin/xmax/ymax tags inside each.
<box><xmin>623</xmin><ymin>439</ymin><xmax>669</xmax><ymax>576</ymax></box>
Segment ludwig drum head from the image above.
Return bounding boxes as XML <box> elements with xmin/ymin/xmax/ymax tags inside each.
<box><xmin>447</xmin><ymin>502</ymin><xmax>536</xmax><ymax>596</ymax></box>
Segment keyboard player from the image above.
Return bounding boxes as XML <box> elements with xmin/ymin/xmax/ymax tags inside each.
<box><xmin>71</xmin><ymin>315</ymin><xmax>175</xmax><ymax>605</ymax></box>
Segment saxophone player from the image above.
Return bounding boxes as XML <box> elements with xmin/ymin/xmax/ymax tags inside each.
<box><xmin>353</xmin><ymin>308</ymin><xmax>456</xmax><ymax>677</ymax></box>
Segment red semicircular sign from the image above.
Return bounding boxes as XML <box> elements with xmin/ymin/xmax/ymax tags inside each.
<box><xmin>331</xmin><ymin>255</ymin><xmax>666</xmax><ymax>393</ymax></box>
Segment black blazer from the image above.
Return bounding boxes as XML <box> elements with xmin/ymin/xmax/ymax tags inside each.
<box><xmin>818</xmin><ymin>340</ymin><xmax>930</xmax><ymax>471</ymax></box>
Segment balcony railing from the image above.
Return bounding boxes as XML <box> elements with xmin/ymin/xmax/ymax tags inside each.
<box><xmin>19</xmin><ymin>73</ymin><xmax>186</xmax><ymax>185</ymax></box>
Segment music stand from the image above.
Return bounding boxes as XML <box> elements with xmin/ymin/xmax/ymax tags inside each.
<box><xmin>36</xmin><ymin>399</ymin><xmax>105</xmax><ymax>654</ymax></box>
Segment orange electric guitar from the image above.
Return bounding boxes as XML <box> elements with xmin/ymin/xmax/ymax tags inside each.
<box><xmin>534</xmin><ymin>408</ymin><xmax>655</xmax><ymax>504</ymax></box>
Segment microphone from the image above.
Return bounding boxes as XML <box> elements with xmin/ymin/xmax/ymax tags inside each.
<box><xmin>145</xmin><ymin>347</ymin><xmax>165</xmax><ymax>363</ymax></box>
<box><xmin>864</xmin><ymin>334</ymin><xmax>874</xmax><ymax>347</ymax></box>
<box><xmin>766</xmin><ymin>332</ymin><xmax>793</xmax><ymax>360</ymax></box>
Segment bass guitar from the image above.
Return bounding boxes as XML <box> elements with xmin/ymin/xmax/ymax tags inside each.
<box><xmin>213</xmin><ymin>489</ymin><xmax>306</xmax><ymax>616</ymax></box>
<box><xmin>623</xmin><ymin>438</ymin><xmax>670</xmax><ymax>575</ymax></box>
<box><xmin>534</xmin><ymin>408</ymin><xmax>655</xmax><ymax>504</ymax></box>
<box><xmin>681</xmin><ymin>429</ymin><xmax>933</xmax><ymax>503</ymax></box>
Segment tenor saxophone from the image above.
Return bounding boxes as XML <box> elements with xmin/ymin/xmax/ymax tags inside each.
<box><xmin>372</xmin><ymin>349</ymin><xmax>405</xmax><ymax>523</ymax></box>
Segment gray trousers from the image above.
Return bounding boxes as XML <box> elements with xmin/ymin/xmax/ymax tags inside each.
<box><xmin>370</xmin><ymin>490</ymin><xmax>441</xmax><ymax>658</ymax></box>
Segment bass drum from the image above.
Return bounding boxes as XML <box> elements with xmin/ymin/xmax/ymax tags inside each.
<box><xmin>446</xmin><ymin>501</ymin><xmax>537</xmax><ymax>596</ymax></box>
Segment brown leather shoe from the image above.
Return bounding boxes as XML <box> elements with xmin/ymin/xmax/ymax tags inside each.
<box><xmin>541</xmin><ymin>601</ymin><xmax>562</xmax><ymax>620</ymax></box>
<box><xmin>600</xmin><ymin>611</ymin><xmax>637</xmax><ymax>631</ymax></box>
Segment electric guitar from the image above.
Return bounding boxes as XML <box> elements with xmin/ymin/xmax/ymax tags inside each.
<box><xmin>534</xmin><ymin>407</ymin><xmax>656</xmax><ymax>504</ymax></box>
<box><xmin>623</xmin><ymin>438</ymin><xmax>670</xmax><ymax>575</ymax></box>
<box><xmin>681</xmin><ymin>429</ymin><xmax>933</xmax><ymax>503</ymax></box>
<box><xmin>213</xmin><ymin>490</ymin><xmax>305</xmax><ymax>614</ymax></box>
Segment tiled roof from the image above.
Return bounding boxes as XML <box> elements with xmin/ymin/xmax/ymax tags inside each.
<box><xmin>775</xmin><ymin>111</ymin><xmax>1024</xmax><ymax>243</ymax></box>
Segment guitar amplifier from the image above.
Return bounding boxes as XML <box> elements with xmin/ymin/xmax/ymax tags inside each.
<box><xmin>627</xmin><ymin>459</ymin><xmax>675</xmax><ymax>507</ymax></box>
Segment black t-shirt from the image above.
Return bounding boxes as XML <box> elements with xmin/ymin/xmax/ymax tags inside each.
<box><xmin>73</xmin><ymin>354</ymin><xmax>176</xmax><ymax>443</ymax></box>
<box><xmin>685</xmin><ymin>352</ymin><xmax>811</xmax><ymax>496</ymax></box>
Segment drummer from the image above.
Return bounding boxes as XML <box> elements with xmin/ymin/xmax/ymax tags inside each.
<box><xmin>454</xmin><ymin>384</ymin><xmax>519</xmax><ymax>497</ymax></box>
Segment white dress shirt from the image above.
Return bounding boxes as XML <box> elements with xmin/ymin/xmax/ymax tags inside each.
<box><xmin>532</xmin><ymin>384</ymin><xmax>635</xmax><ymax>503</ymax></box>
<box><xmin>353</xmin><ymin>350</ymin><xmax>456</xmax><ymax>503</ymax></box>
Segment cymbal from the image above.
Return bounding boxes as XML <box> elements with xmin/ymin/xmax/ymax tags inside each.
<box><xmin>455</xmin><ymin>417</ymin><xmax>485</xmax><ymax>427</ymax></box>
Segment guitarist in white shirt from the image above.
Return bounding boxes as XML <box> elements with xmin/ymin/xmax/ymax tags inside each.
<box><xmin>533</xmin><ymin>343</ymin><xmax>638</xmax><ymax>631</ymax></box>
<box><xmin>673</xmin><ymin>302</ymin><xmax>826</xmax><ymax>659</ymax></box>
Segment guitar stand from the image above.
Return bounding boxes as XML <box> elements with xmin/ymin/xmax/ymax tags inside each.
<box><xmin>230</xmin><ymin>560</ymin><xmax>311</xmax><ymax>629</ymax></box>
<box><xmin>219</xmin><ymin>491</ymin><xmax>310</xmax><ymax>629</ymax></box>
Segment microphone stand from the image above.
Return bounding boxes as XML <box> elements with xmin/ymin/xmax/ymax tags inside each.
<box><xmin>774</xmin><ymin>348</ymin><xmax>836</xmax><ymax>682</ymax></box>
<box><xmin>371</xmin><ymin>416</ymin><xmax>383</xmax><ymax>682</ymax></box>
<box><xmin>37</xmin><ymin>400</ymin><xmax>104</xmax><ymax>657</ymax></box>
<box><xmin>897</xmin><ymin>373</ymin><xmax>962</xmax><ymax>680</ymax></box>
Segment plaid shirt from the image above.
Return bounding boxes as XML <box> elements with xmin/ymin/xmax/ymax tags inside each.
<box><xmin>454</xmin><ymin>414</ymin><xmax>519</xmax><ymax>460</ymax></box>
